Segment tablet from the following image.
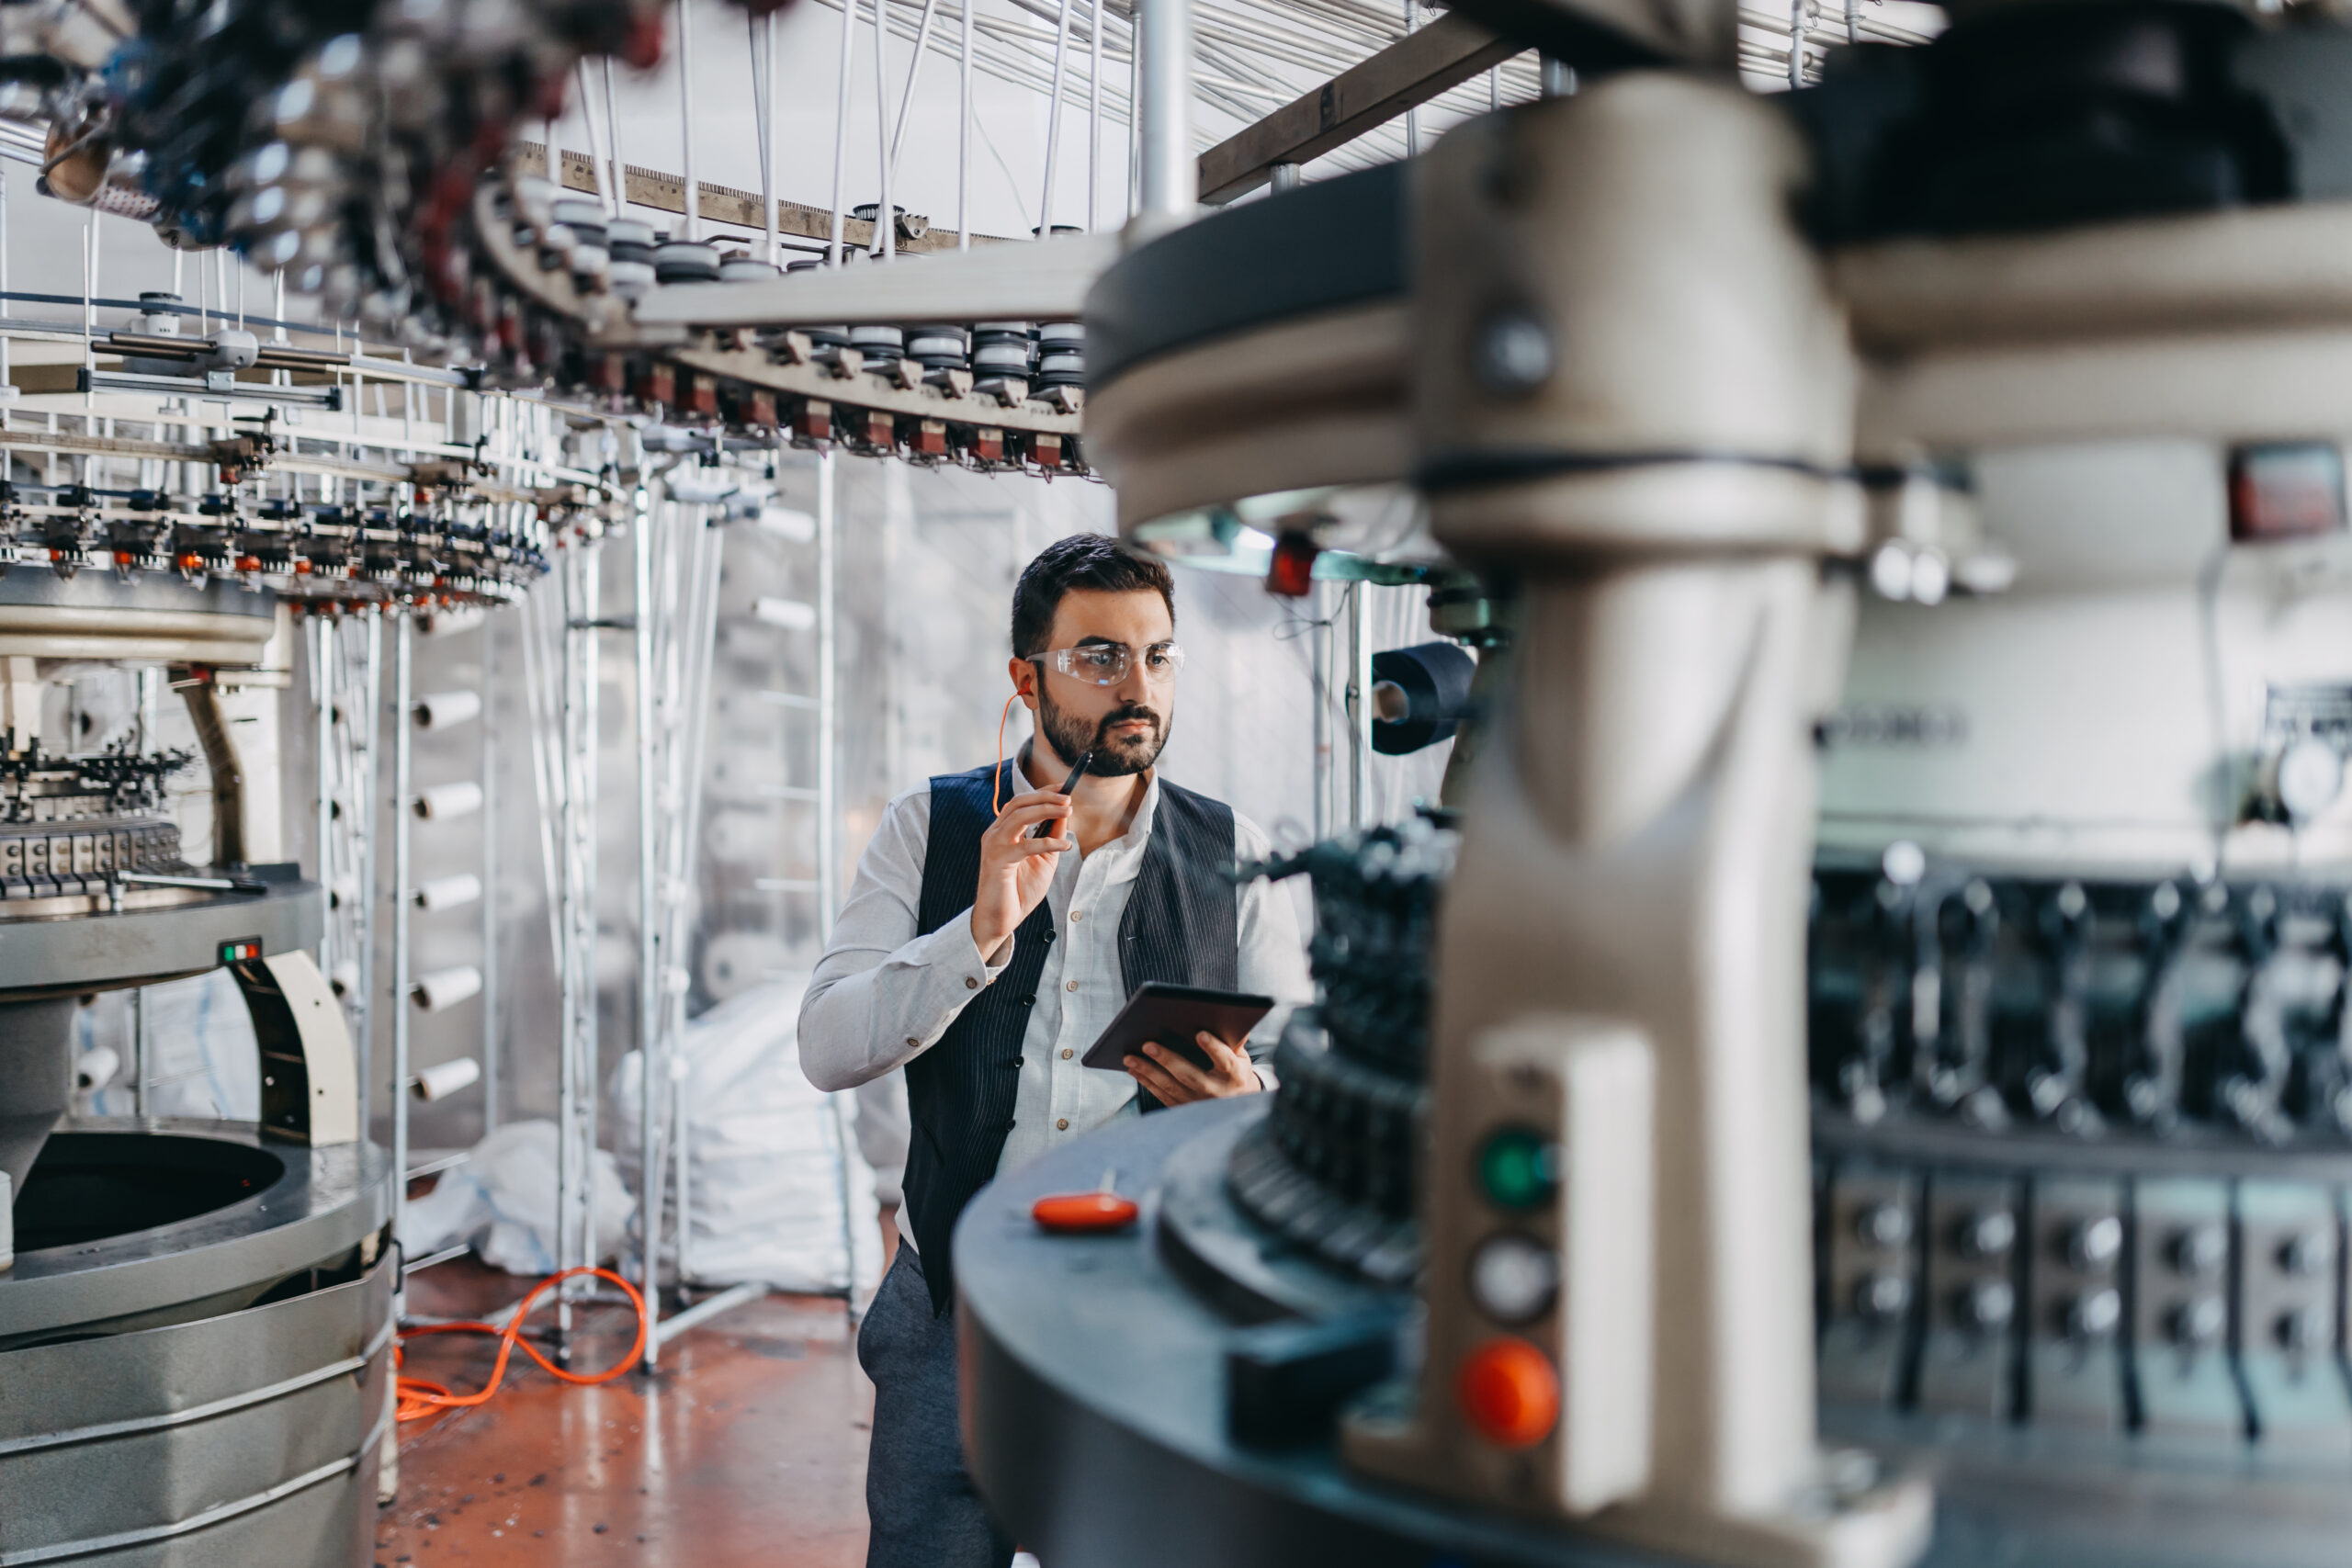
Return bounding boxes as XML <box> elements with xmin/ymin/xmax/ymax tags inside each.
<box><xmin>1080</xmin><ymin>981</ymin><xmax>1275</xmax><ymax>1072</ymax></box>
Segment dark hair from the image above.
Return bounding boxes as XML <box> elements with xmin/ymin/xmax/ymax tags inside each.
<box><xmin>1010</xmin><ymin>534</ymin><xmax>1176</xmax><ymax>658</ymax></box>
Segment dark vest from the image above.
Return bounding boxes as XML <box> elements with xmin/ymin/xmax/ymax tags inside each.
<box><xmin>908</xmin><ymin>757</ymin><xmax>1238</xmax><ymax>1314</ymax></box>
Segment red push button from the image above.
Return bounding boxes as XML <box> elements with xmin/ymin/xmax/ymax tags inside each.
<box><xmin>1031</xmin><ymin>1192</ymin><xmax>1139</xmax><ymax>1234</ymax></box>
<box><xmin>1457</xmin><ymin>1337</ymin><xmax>1560</xmax><ymax>1448</ymax></box>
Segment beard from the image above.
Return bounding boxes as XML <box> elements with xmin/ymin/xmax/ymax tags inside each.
<box><xmin>1038</xmin><ymin>685</ymin><xmax>1168</xmax><ymax>777</ymax></box>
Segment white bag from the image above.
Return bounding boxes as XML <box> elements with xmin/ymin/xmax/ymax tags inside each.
<box><xmin>394</xmin><ymin>1120</ymin><xmax>631</xmax><ymax>1276</ymax></box>
<box><xmin>609</xmin><ymin>976</ymin><xmax>885</xmax><ymax>1297</ymax></box>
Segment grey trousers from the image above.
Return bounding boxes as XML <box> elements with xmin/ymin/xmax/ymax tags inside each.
<box><xmin>858</xmin><ymin>1247</ymin><xmax>1016</xmax><ymax>1568</ymax></box>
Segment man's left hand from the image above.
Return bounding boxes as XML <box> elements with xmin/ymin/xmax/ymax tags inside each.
<box><xmin>1125</xmin><ymin>1032</ymin><xmax>1263</xmax><ymax>1106</ymax></box>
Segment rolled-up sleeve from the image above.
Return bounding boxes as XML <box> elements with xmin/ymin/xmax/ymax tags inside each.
<box><xmin>1233</xmin><ymin>813</ymin><xmax>1314</xmax><ymax>1088</ymax></box>
<box><xmin>797</xmin><ymin>788</ymin><xmax>1014</xmax><ymax>1092</ymax></box>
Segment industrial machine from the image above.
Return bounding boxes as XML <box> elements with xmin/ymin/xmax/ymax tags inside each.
<box><xmin>9</xmin><ymin>0</ymin><xmax>2352</xmax><ymax>1563</ymax></box>
<box><xmin>954</xmin><ymin>4</ymin><xmax>2352</xmax><ymax>1568</ymax></box>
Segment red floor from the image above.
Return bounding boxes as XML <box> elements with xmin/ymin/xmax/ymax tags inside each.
<box><xmin>378</xmin><ymin>1258</ymin><xmax>875</xmax><ymax>1567</ymax></box>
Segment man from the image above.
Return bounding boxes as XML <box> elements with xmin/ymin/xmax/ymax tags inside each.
<box><xmin>799</xmin><ymin>534</ymin><xmax>1310</xmax><ymax>1568</ymax></box>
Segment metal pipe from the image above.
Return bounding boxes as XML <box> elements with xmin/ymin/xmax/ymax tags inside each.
<box><xmin>830</xmin><ymin>0</ymin><xmax>856</xmax><ymax>265</ymax></box>
<box><xmin>390</xmin><ymin>609</ymin><xmax>413</xmax><ymax>1281</ymax></box>
<box><xmin>1309</xmin><ymin>582</ymin><xmax>1329</xmax><ymax>840</ymax></box>
<box><xmin>755</xmin><ymin>12</ymin><xmax>780</xmax><ymax>264</ymax></box>
<box><xmin>314</xmin><ymin>621</ymin><xmax>334</xmax><ymax>975</ymax></box>
<box><xmin>1040</xmin><ymin>0</ymin><xmax>1072</xmax><ymax>236</ymax></box>
<box><xmin>480</xmin><ymin>608</ymin><xmax>500</xmax><ymax>1134</ymax></box>
<box><xmin>633</xmin><ymin>484</ymin><xmax>665</xmax><ymax>1360</ymax></box>
<box><xmin>1348</xmin><ymin>581</ymin><xmax>1371</xmax><ymax>829</ymax></box>
<box><xmin>574</xmin><ymin>61</ymin><xmax>614</xmax><ymax>213</ymax></box>
<box><xmin>959</xmin><ymin>0</ymin><xmax>973</xmax><ymax>250</ymax></box>
<box><xmin>1403</xmin><ymin>0</ymin><xmax>1419</xmax><ymax>157</ymax></box>
<box><xmin>603</xmin><ymin>59</ymin><xmax>627</xmax><ymax>217</ymax></box>
<box><xmin>888</xmin><ymin>0</ymin><xmax>944</xmax><ymax>174</ymax></box>
<box><xmin>1088</xmin><ymin>0</ymin><xmax>1102</xmax><ymax>229</ymax></box>
<box><xmin>1136</xmin><ymin>0</ymin><xmax>1195</xmax><ymax>221</ymax></box>
<box><xmin>817</xmin><ymin>452</ymin><xmax>838</xmax><ymax>936</ymax></box>
<box><xmin>652</xmin><ymin>1279</ymin><xmax>765</xmax><ymax>1345</ymax></box>
<box><xmin>873</xmin><ymin>0</ymin><xmax>896</xmax><ymax>259</ymax></box>
<box><xmin>135</xmin><ymin>662</ymin><xmax>160</xmax><ymax>1116</ymax></box>
<box><xmin>677</xmin><ymin>0</ymin><xmax>700</xmax><ymax>242</ymax></box>
<box><xmin>1845</xmin><ymin>0</ymin><xmax>1860</xmax><ymax>44</ymax></box>
<box><xmin>357</xmin><ymin>608</ymin><xmax>382</xmax><ymax>1134</ymax></box>
<box><xmin>1787</xmin><ymin>0</ymin><xmax>1808</xmax><ymax>87</ymax></box>
<box><xmin>1270</xmin><ymin>161</ymin><xmax>1298</xmax><ymax>191</ymax></box>
<box><xmin>1541</xmin><ymin>55</ymin><xmax>1575</xmax><ymax>96</ymax></box>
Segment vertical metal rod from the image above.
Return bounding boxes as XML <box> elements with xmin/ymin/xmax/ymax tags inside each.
<box><xmin>1270</xmin><ymin>161</ymin><xmax>1298</xmax><ymax>191</ymax></box>
<box><xmin>1788</xmin><ymin>0</ymin><xmax>1809</xmax><ymax>87</ymax></box>
<box><xmin>1403</xmin><ymin>0</ymin><xmax>1419</xmax><ymax>156</ymax></box>
<box><xmin>603</xmin><ymin>59</ymin><xmax>627</xmax><ymax>215</ymax></box>
<box><xmin>81</xmin><ymin>216</ymin><xmax>94</xmax><ymax>411</ymax></box>
<box><xmin>480</xmin><ymin>610</ymin><xmax>501</xmax><ymax>1134</ymax></box>
<box><xmin>1136</xmin><ymin>0</ymin><xmax>1194</xmax><ymax>221</ymax></box>
<box><xmin>1</xmin><ymin>165</ymin><xmax>12</xmax><ymax>400</ymax></box>
<box><xmin>553</xmin><ymin>567</ymin><xmax>577</xmax><ymax>1345</ymax></box>
<box><xmin>817</xmin><ymin>452</ymin><xmax>838</xmax><ymax>935</ymax></box>
<box><xmin>357</xmin><ymin>609</ymin><xmax>382</xmax><ymax>1134</ymax></box>
<box><xmin>1040</xmin><ymin>0</ymin><xmax>1072</xmax><ymax>237</ymax></box>
<box><xmin>1087</xmin><ymin>0</ymin><xmax>1102</xmax><ymax>229</ymax></box>
<box><xmin>676</xmin><ymin>0</ymin><xmax>700</xmax><ymax>242</ymax></box>
<box><xmin>390</xmin><ymin>610</ymin><xmax>413</xmax><ymax>1280</ymax></box>
<box><xmin>575</xmin><ymin>62</ymin><xmax>615</xmax><ymax>213</ymax></box>
<box><xmin>755</xmin><ymin>12</ymin><xmax>781</xmax><ymax>264</ymax></box>
<box><xmin>1309</xmin><ymin>582</ymin><xmax>1329</xmax><ymax>841</ymax></box>
<box><xmin>873</xmin><ymin>0</ymin><xmax>896</xmax><ymax>260</ymax></box>
<box><xmin>958</xmin><ymin>0</ymin><xmax>973</xmax><ymax>251</ymax></box>
<box><xmin>1489</xmin><ymin>62</ymin><xmax>1499</xmax><ymax>110</ymax></box>
<box><xmin>133</xmin><ymin>664</ymin><xmax>160</xmax><ymax>1116</ymax></box>
<box><xmin>1126</xmin><ymin>4</ymin><xmax>1139</xmax><ymax>218</ymax></box>
<box><xmin>314</xmin><ymin>619</ymin><xmax>334</xmax><ymax>972</ymax></box>
<box><xmin>1540</xmin><ymin>55</ymin><xmax>1575</xmax><ymax>96</ymax></box>
<box><xmin>1348</xmin><ymin>582</ymin><xmax>1371</xmax><ymax>829</ymax></box>
<box><xmin>887</xmin><ymin>0</ymin><xmax>943</xmax><ymax>174</ymax></box>
<box><xmin>830</xmin><ymin>0</ymin><xmax>856</xmax><ymax>265</ymax></box>
<box><xmin>1845</xmin><ymin>0</ymin><xmax>1860</xmax><ymax>43</ymax></box>
<box><xmin>633</xmin><ymin>484</ymin><xmax>665</xmax><ymax>1358</ymax></box>
<box><xmin>662</xmin><ymin>512</ymin><xmax>723</xmax><ymax>1296</ymax></box>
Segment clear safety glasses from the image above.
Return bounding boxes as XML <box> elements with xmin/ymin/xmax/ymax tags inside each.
<box><xmin>1032</xmin><ymin>642</ymin><xmax>1187</xmax><ymax>686</ymax></box>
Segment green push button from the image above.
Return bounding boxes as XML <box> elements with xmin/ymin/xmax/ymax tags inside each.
<box><xmin>1477</xmin><ymin>1126</ymin><xmax>1558</xmax><ymax>1212</ymax></box>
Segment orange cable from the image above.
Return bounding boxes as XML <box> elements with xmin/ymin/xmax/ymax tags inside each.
<box><xmin>394</xmin><ymin>1265</ymin><xmax>650</xmax><ymax>1425</ymax></box>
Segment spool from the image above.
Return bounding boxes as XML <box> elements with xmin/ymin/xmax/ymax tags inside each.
<box><xmin>410</xmin><ymin>966</ymin><xmax>483</xmax><ymax>1013</ymax></box>
<box><xmin>411</xmin><ymin>1055</ymin><xmax>482</xmax><ymax>1100</ymax></box>
<box><xmin>413</xmin><ymin>873</ymin><xmax>482</xmax><ymax>911</ymax></box>
<box><xmin>74</xmin><ymin>1044</ymin><xmax>120</xmax><ymax>1093</ymax></box>
<box><xmin>413</xmin><ymin>781</ymin><xmax>484</xmax><ymax>820</ymax></box>
<box><xmin>753</xmin><ymin>597</ymin><xmax>817</xmax><ymax>631</ymax></box>
<box><xmin>411</xmin><ymin>690</ymin><xmax>482</xmax><ymax>728</ymax></box>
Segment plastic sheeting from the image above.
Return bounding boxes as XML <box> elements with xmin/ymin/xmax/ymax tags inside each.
<box><xmin>78</xmin><ymin>969</ymin><xmax>260</xmax><ymax>1121</ymax></box>
<box><xmin>610</xmin><ymin>976</ymin><xmax>886</xmax><ymax>1297</ymax></box>
<box><xmin>394</xmin><ymin>1119</ymin><xmax>633</xmax><ymax>1274</ymax></box>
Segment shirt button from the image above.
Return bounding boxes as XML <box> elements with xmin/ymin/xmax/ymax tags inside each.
<box><xmin>1066</xmin><ymin>979</ymin><xmax>1080</xmax><ymax>992</ymax></box>
<box><xmin>1071</xmin><ymin>910</ymin><xmax>1085</xmax><ymax>922</ymax></box>
<box><xmin>905</xmin><ymin>1036</ymin><xmax>920</xmax><ymax>1048</ymax></box>
<box><xmin>1056</xmin><ymin>1118</ymin><xmax>1069</xmax><ymax>1131</ymax></box>
<box><xmin>1061</xmin><ymin>1047</ymin><xmax>1073</xmax><ymax>1059</ymax></box>
<box><xmin>1017</xmin><ymin>994</ymin><xmax>1035</xmax><ymax>1007</ymax></box>
<box><xmin>965</xmin><ymin>976</ymin><xmax>979</xmax><ymax>990</ymax></box>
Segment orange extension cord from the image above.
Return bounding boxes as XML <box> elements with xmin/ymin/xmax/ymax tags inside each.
<box><xmin>394</xmin><ymin>1265</ymin><xmax>650</xmax><ymax>1425</ymax></box>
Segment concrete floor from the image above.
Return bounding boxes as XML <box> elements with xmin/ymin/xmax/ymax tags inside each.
<box><xmin>378</xmin><ymin>1258</ymin><xmax>875</xmax><ymax>1567</ymax></box>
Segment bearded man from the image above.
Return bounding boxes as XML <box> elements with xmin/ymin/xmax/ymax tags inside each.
<box><xmin>799</xmin><ymin>532</ymin><xmax>1310</xmax><ymax>1568</ymax></box>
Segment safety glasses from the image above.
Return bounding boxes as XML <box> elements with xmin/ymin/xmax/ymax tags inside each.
<box><xmin>1032</xmin><ymin>641</ymin><xmax>1186</xmax><ymax>686</ymax></box>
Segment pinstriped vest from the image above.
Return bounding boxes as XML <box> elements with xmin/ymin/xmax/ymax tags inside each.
<box><xmin>909</xmin><ymin>758</ymin><xmax>1238</xmax><ymax>1314</ymax></box>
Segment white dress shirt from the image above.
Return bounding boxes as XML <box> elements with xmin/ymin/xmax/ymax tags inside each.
<box><xmin>798</xmin><ymin>769</ymin><xmax>1311</xmax><ymax>1251</ymax></box>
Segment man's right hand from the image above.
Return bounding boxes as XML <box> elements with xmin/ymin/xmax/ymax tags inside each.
<box><xmin>970</xmin><ymin>788</ymin><xmax>1075</xmax><ymax>962</ymax></box>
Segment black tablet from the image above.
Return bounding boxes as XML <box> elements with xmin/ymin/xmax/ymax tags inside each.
<box><xmin>1080</xmin><ymin>981</ymin><xmax>1275</xmax><ymax>1072</ymax></box>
